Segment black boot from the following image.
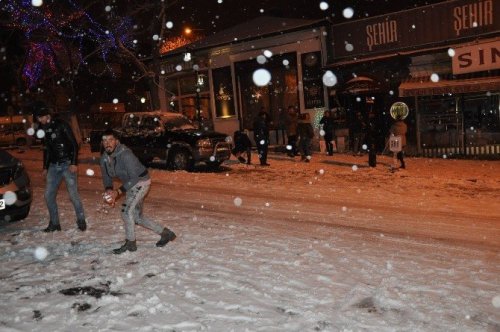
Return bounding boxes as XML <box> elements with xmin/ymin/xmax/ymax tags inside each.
<box><xmin>77</xmin><ymin>219</ymin><xmax>87</xmax><ymax>231</ymax></box>
<box><xmin>43</xmin><ymin>223</ymin><xmax>61</xmax><ymax>232</ymax></box>
<box><xmin>113</xmin><ymin>240</ymin><xmax>137</xmax><ymax>254</ymax></box>
<box><xmin>156</xmin><ymin>228</ymin><xmax>176</xmax><ymax>247</ymax></box>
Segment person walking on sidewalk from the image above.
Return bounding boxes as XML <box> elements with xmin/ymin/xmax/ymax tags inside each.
<box><xmin>297</xmin><ymin>113</ymin><xmax>315</xmax><ymax>162</ymax></box>
<box><xmin>253</xmin><ymin>109</ymin><xmax>271</xmax><ymax>166</ymax></box>
<box><xmin>285</xmin><ymin>106</ymin><xmax>299</xmax><ymax>157</ymax></box>
<box><xmin>319</xmin><ymin>110</ymin><xmax>335</xmax><ymax>156</ymax></box>
<box><xmin>390</xmin><ymin>115</ymin><xmax>408</xmax><ymax>169</ymax></box>
<box><xmin>100</xmin><ymin>129</ymin><xmax>176</xmax><ymax>254</ymax></box>
<box><xmin>36</xmin><ymin>104</ymin><xmax>87</xmax><ymax>232</ymax></box>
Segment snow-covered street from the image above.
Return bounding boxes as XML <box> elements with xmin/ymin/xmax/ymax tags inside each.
<box><xmin>1</xmin><ymin>146</ymin><xmax>499</xmax><ymax>331</ymax></box>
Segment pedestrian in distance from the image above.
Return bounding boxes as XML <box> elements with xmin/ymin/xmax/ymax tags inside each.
<box><xmin>100</xmin><ymin>129</ymin><xmax>176</xmax><ymax>254</ymax></box>
<box><xmin>253</xmin><ymin>109</ymin><xmax>271</xmax><ymax>166</ymax></box>
<box><xmin>35</xmin><ymin>104</ymin><xmax>87</xmax><ymax>232</ymax></box>
<box><xmin>319</xmin><ymin>110</ymin><xmax>335</xmax><ymax>156</ymax></box>
<box><xmin>232</xmin><ymin>129</ymin><xmax>252</xmax><ymax>164</ymax></box>
<box><xmin>285</xmin><ymin>105</ymin><xmax>299</xmax><ymax>157</ymax></box>
<box><xmin>297</xmin><ymin>113</ymin><xmax>315</xmax><ymax>162</ymax></box>
<box><xmin>390</xmin><ymin>115</ymin><xmax>408</xmax><ymax>169</ymax></box>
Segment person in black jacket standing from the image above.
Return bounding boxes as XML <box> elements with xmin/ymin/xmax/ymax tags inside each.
<box><xmin>253</xmin><ymin>109</ymin><xmax>271</xmax><ymax>166</ymax></box>
<box><xmin>36</xmin><ymin>105</ymin><xmax>86</xmax><ymax>232</ymax></box>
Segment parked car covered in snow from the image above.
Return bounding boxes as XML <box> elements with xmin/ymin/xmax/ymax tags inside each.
<box><xmin>0</xmin><ymin>149</ymin><xmax>32</xmax><ymax>222</ymax></box>
<box><xmin>90</xmin><ymin>112</ymin><xmax>232</xmax><ymax>171</ymax></box>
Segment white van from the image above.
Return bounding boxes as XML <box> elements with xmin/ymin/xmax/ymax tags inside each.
<box><xmin>0</xmin><ymin>115</ymin><xmax>33</xmax><ymax>147</ymax></box>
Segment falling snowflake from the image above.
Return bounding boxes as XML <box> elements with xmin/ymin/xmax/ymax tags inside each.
<box><xmin>253</xmin><ymin>69</ymin><xmax>271</xmax><ymax>86</ymax></box>
<box><xmin>343</xmin><ymin>7</ymin><xmax>354</xmax><ymax>19</ymax></box>
<box><xmin>233</xmin><ymin>197</ymin><xmax>242</xmax><ymax>207</ymax></box>
<box><xmin>34</xmin><ymin>247</ymin><xmax>49</xmax><ymax>261</ymax></box>
<box><xmin>86</xmin><ymin>169</ymin><xmax>95</xmax><ymax>176</ymax></box>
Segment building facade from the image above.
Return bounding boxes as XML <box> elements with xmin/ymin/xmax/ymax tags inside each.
<box><xmin>328</xmin><ymin>0</ymin><xmax>500</xmax><ymax>157</ymax></box>
<box><xmin>157</xmin><ymin>17</ymin><xmax>329</xmax><ymax>145</ymax></box>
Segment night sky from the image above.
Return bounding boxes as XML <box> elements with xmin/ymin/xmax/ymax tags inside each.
<box><xmin>168</xmin><ymin>0</ymin><xmax>448</xmax><ymax>35</ymax></box>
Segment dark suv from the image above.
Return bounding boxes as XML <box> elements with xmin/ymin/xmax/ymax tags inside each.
<box><xmin>0</xmin><ymin>149</ymin><xmax>32</xmax><ymax>222</ymax></box>
<box><xmin>93</xmin><ymin>112</ymin><xmax>232</xmax><ymax>171</ymax></box>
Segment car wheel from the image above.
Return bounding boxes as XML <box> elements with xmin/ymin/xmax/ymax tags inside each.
<box><xmin>170</xmin><ymin>150</ymin><xmax>193</xmax><ymax>171</ymax></box>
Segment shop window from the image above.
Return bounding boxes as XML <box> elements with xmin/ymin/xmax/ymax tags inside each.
<box><xmin>213</xmin><ymin>67</ymin><xmax>236</xmax><ymax>118</ymax></box>
<box><xmin>235</xmin><ymin>52</ymin><xmax>298</xmax><ymax>130</ymax></box>
<box><xmin>463</xmin><ymin>93</ymin><xmax>500</xmax><ymax>145</ymax></box>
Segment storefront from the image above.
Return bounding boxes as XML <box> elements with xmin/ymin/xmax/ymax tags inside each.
<box><xmin>157</xmin><ymin>16</ymin><xmax>329</xmax><ymax>144</ymax></box>
<box><xmin>328</xmin><ymin>0</ymin><xmax>500</xmax><ymax>157</ymax></box>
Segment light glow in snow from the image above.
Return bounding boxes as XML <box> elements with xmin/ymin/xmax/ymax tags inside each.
<box><xmin>233</xmin><ymin>197</ymin><xmax>242</xmax><ymax>207</ymax></box>
<box><xmin>36</xmin><ymin>129</ymin><xmax>45</xmax><ymax>139</ymax></box>
<box><xmin>322</xmin><ymin>71</ymin><xmax>337</xmax><ymax>87</ymax></box>
<box><xmin>343</xmin><ymin>7</ymin><xmax>354</xmax><ymax>19</ymax></box>
<box><xmin>34</xmin><ymin>247</ymin><xmax>49</xmax><ymax>260</ymax></box>
<box><xmin>3</xmin><ymin>191</ymin><xmax>17</xmax><ymax>205</ymax></box>
<box><xmin>253</xmin><ymin>69</ymin><xmax>271</xmax><ymax>86</ymax></box>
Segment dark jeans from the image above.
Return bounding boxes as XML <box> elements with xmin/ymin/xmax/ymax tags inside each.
<box><xmin>324</xmin><ymin>135</ymin><xmax>334</xmax><ymax>155</ymax></box>
<box><xmin>45</xmin><ymin>161</ymin><xmax>85</xmax><ymax>225</ymax></box>
<box><xmin>287</xmin><ymin>135</ymin><xmax>298</xmax><ymax>156</ymax></box>
<box><xmin>255</xmin><ymin>136</ymin><xmax>269</xmax><ymax>164</ymax></box>
<box><xmin>397</xmin><ymin>151</ymin><xmax>405</xmax><ymax>168</ymax></box>
<box><xmin>299</xmin><ymin>137</ymin><xmax>312</xmax><ymax>158</ymax></box>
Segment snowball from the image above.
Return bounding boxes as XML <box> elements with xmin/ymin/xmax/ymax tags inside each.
<box><xmin>3</xmin><ymin>191</ymin><xmax>17</xmax><ymax>205</ymax></box>
<box><xmin>252</xmin><ymin>69</ymin><xmax>271</xmax><ymax>86</ymax></box>
<box><xmin>27</xmin><ymin>128</ymin><xmax>35</xmax><ymax>136</ymax></box>
<box><xmin>31</xmin><ymin>0</ymin><xmax>43</xmax><ymax>7</ymax></box>
<box><xmin>345</xmin><ymin>43</ymin><xmax>354</xmax><ymax>52</ymax></box>
<box><xmin>36</xmin><ymin>129</ymin><xmax>45</xmax><ymax>139</ymax></box>
<box><xmin>265</xmin><ymin>202</ymin><xmax>270</xmax><ymax>207</ymax></box>
<box><xmin>153</xmin><ymin>34</ymin><xmax>159</xmax><ymax>41</ymax></box>
<box><xmin>318</xmin><ymin>169</ymin><xmax>325</xmax><ymax>175</ymax></box>
<box><xmin>263</xmin><ymin>50</ymin><xmax>273</xmax><ymax>58</ymax></box>
<box><xmin>352</xmin><ymin>165</ymin><xmax>358</xmax><ymax>171</ymax></box>
<box><xmin>356</xmin><ymin>97</ymin><xmax>361</xmax><ymax>102</ymax></box>
<box><xmin>112</xmin><ymin>98</ymin><xmax>119</xmax><ymax>104</ymax></box>
<box><xmin>322</xmin><ymin>71</ymin><xmax>337</xmax><ymax>87</ymax></box>
<box><xmin>430</xmin><ymin>73</ymin><xmax>439</xmax><ymax>82</ymax></box>
<box><xmin>342</xmin><ymin>206</ymin><xmax>348</xmax><ymax>212</ymax></box>
<box><xmin>286</xmin><ymin>145</ymin><xmax>292</xmax><ymax>151</ymax></box>
<box><xmin>175</xmin><ymin>65</ymin><xmax>182</xmax><ymax>71</ymax></box>
<box><xmin>34</xmin><ymin>247</ymin><xmax>49</xmax><ymax>261</ymax></box>
<box><xmin>166</xmin><ymin>21</ymin><xmax>173</xmax><ymax>29</ymax></box>
<box><xmin>209</xmin><ymin>156</ymin><xmax>216</xmax><ymax>162</ymax></box>
<box><xmin>319</xmin><ymin>129</ymin><xmax>325</xmax><ymax>136</ymax></box>
<box><xmin>233</xmin><ymin>197</ymin><xmax>242</xmax><ymax>207</ymax></box>
<box><xmin>259</xmin><ymin>139</ymin><xmax>265</xmax><ymax>145</ymax></box>
<box><xmin>86</xmin><ymin>169</ymin><xmax>95</xmax><ymax>176</ymax></box>
<box><xmin>448</xmin><ymin>48</ymin><xmax>455</xmax><ymax>57</ymax></box>
<box><xmin>256</xmin><ymin>55</ymin><xmax>267</xmax><ymax>64</ymax></box>
<box><xmin>105</xmin><ymin>5</ymin><xmax>111</xmax><ymax>12</ymax></box>
<box><xmin>362</xmin><ymin>144</ymin><xmax>367</xmax><ymax>150</ymax></box>
<box><xmin>319</xmin><ymin>2</ymin><xmax>329</xmax><ymax>10</ymax></box>
<box><xmin>343</xmin><ymin>7</ymin><xmax>354</xmax><ymax>19</ymax></box>
<box><xmin>283</xmin><ymin>59</ymin><xmax>289</xmax><ymax>66</ymax></box>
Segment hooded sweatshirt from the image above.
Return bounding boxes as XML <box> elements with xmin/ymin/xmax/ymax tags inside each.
<box><xmin>100</xmin><ymin>143</ymin><xmax>149</xmax><ymax>193</ymax></box>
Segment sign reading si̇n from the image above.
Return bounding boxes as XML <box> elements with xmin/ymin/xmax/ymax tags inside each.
<box><xmin>452</xmin><ymin>40</ymin><xmax>500</xmax><ymax>74</ymax></box>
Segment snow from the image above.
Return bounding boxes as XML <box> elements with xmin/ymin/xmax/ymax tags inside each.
<box><xmin>0</xmin><ymin>146</ymin><xmax>499</xmax><ymax>331</ymax></box>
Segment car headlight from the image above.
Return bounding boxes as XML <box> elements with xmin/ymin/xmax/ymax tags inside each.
<box><xmin>196</xmin><ymin>138</ymin><xmax>213</xmax><ymax>149</ymax></box>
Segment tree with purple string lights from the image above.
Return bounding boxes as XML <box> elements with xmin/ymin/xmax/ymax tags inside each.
<box><xmin>0</xmin><ymin>0</ymin><xmax>181</xmax><ymax>113</ymax></box>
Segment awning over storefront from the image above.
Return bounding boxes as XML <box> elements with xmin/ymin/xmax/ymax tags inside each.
<box><xmin>399</xmin><ymin>76</ymin><xmax>500</xmax><ymax>97</ymax></box>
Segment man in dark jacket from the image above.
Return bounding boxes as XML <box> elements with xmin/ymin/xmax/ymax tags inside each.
<box><xmin>36</xmin><ymin>106</ymin><xmax>86</xmax><ymax>232</ymax></box>
<box><xmin>100</xmin><ymin>129</ymin><xmax>176</xmax><ymax>254</ymax></box>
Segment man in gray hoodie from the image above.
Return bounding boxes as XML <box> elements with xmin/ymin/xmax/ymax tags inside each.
<box><xmin>100</xmin><ymin>129</ymin><xmax>176</xmax><ymax>254</ymax></box>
